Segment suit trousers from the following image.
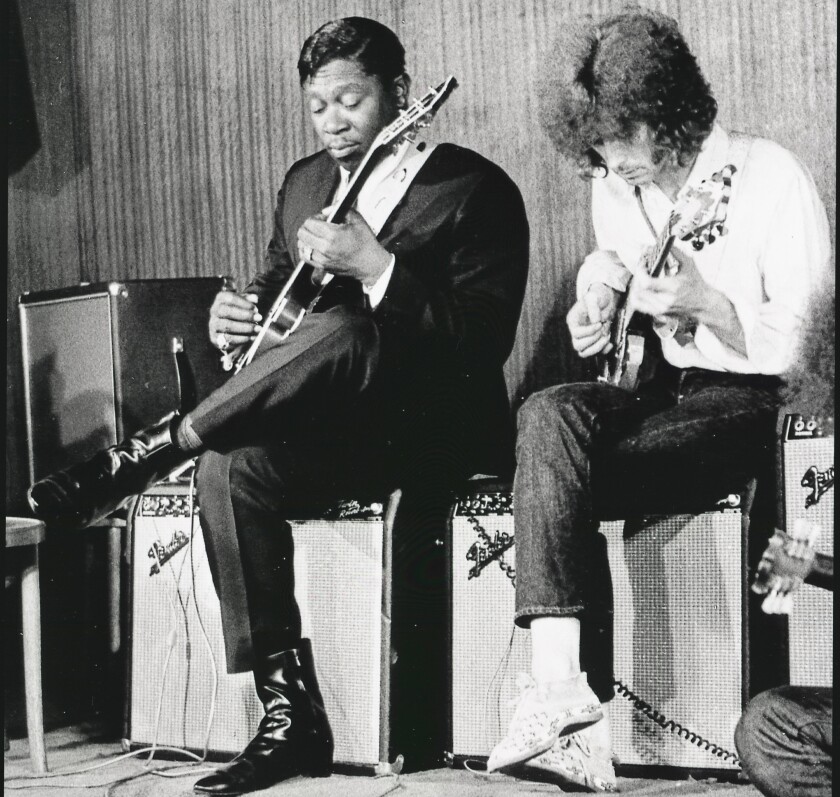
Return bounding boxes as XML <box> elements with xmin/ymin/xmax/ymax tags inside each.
<box><xmin>512</xmin><ymin>364</ymin><xmax>781</xmax><ymax>702</ymax></box>
<box><xmin>192</xmin><ymin>306</ymin><xmax>393</xmax><ymax>672</ymax></box>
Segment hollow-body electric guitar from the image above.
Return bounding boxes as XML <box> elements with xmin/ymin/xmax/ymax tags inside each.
<box><xmin>597</xmin><ymin>165</ymin><xmax>736</xmax><ymax>391</ymax></box>
<box><xmin>223</xmin><ymin>76</ymin><xmax>458</xmax><ymax>373</ymax></box>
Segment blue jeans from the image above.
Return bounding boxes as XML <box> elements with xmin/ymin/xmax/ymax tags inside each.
<box><xmin>735</xmin><ymin>686</ymin><xmax>833</xmax><ymax>797</ymax></box>
<box><xmin>512</xmin><ymin>365</ymin><xmax>781</xmax><ymax>701</ymax></box>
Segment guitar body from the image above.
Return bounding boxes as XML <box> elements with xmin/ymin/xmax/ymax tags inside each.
<box><xmin>598</xmin><ymin>295</ymin><xmax>657</xmax><ymax>391</ymax></box>
<box><xmin>268</xmin><ymin>263</ymin><xmax>329</xmax><ymax>338</ymax></box>
<box><xmin>599</xmin><ymin>308</ymin><xmax>646</xmax><ymax>390</ymax></box>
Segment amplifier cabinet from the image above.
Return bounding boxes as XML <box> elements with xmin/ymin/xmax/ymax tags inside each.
<box><xmin>449</xmin><ymin>493</ymin><xmax>745</xmax><ymax>772</ymax></box>
<box><xmin>19</xmin><ymin>278</ymin><xmax>227</xmax><ymax>483</ymax></box>
<box><xmin>124</xmin><ymin>483</ymin><xmax>398</xmax><ymax>769</ymax></box>
<box><xmin>781</xmin><ymin>415</ymin><xmax>834</xmax><ymax>686</ymax></box>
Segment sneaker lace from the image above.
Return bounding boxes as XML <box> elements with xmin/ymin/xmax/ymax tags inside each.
<box><xmin>498</xmin><ymin>673</ymin><xmax>553</xmax><ymax>749</ymax></box>
<box><xmin>557</xmin><ymin>733</ymin><xmax>591</xmax><ymax>757</ymax></box>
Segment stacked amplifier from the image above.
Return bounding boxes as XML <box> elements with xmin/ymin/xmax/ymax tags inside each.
<box><xmin>123</xmin><ymin>482</ymin><xmax>404</xmax><ymax>771</ymax></box>
<box><xmin>19</xmin><ymin>279</ymin><xmax>227</xmax><ymax>482</ymax></box>
<box><xmin>781</xmin><ymin>414</ymin><xmax>834</xmax><ymax>686</ymax></box>
<box><xmin>448</xmin><ymin>489</ymin><xmax>746</xmax><ymax>774</ymax></box>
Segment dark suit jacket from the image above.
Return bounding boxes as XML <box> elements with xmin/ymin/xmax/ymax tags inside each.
<box><xmin>246</xmin><ymin>143</ymin><xmax>529</xmax><ymax>481</ymax></box>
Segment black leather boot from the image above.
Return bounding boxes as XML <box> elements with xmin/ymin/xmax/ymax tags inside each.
<box><xmin>194</xmin><ymin>639</ymin><xmax>333</xmax><ymax>795</ymax></box>
<box><xmin>26</xmin><ymin>412</ymin><xmax>189</xmax><ymax>529</ymax></box>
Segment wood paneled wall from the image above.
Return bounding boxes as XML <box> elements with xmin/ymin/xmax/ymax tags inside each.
<box><xmin>7</xmin><ymin>0</ymin><xmax>836</xmax><ymax>508</ymax></box>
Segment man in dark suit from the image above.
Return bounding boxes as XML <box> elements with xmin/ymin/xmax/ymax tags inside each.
<box><xmin>27</xmin><ymin>17</ymin><xmax>529</xmax><ymax>795</ymax></box>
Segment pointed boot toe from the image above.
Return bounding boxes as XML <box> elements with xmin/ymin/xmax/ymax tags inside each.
<box><xmin>27</xmin><ymin>412</ymin><xmax>188</xmax><ymax>528</ymax></box>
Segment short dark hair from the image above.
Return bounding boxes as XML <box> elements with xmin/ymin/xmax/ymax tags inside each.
<box><xmin>298</xmin><ymin>17</ymin><xmax>406</xmax><ymax>86</ymax></box>
<box><xmin>539</xmin><ymin>7</ymin><xmax>717</xmax><ymax>176</ymax></box>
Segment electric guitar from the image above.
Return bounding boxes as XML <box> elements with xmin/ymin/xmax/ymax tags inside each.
<box><xmin>752</xmin><ymin>519</ymin><xmax>834</xmax><ymax>614</ymax></box>
<box><xmin>223</xmin><ymin>75</ymin><xmax>459</xmax><ymax>373</ymax></box>
<box><xmin>597</xmin><ymin>164</ymin><xmax>736</xmax><ymax>391</ymax></box>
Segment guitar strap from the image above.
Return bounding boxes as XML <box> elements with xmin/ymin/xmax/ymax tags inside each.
<box><xmin>632</xmin><ymin>133</ymin><xmax>754</xmax><ymax>344</ymax></box>
<box><xmin>330</xmin><ymin>139</ymin><xmax>438</xmax><ymax>237</ymax></box>
<box><xmin>702</xmin><ymin>132</ymin><xmax>753</xmax><ymax>284</ymax></box>
<box><xmin>316</xmin><ymin>141</ymin><xmax>437</xmax><ymax>293</ymax></box>
<box><xmin>633</xmin><ymin>132</ymin><xmax>753</xmax><ymax>248</ymax></box>
<box><xmin>361</xmin><ymin>141</ymin><xmax>438</xmax><ymax>237</ymax></box>
<box><xmin>633</xmin><ymin>187</ymin><xmax>658</xmax><ymax>241</ymax></box>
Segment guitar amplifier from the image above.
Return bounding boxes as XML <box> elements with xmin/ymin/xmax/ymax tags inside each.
<box><xmin>19</xmin><ymin>278</ymin><xmax>227</xmax><ymax>483</ymax></box>
<box><xmin>781</xmin><ymin>415</ymin><xmax>834</xmax><ymax>686</ymax></box>
<box><xmin>124</xmin><ymin>482</ymin><xmax>403</xmax><ymax>770</ymax></box>
<box><xmin>448</xmin><ymin>490</ymin><xmax>746</xmax><ymax>773</ymax></box>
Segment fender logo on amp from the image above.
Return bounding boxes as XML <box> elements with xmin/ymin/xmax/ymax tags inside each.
<box><xmin>148</xmin><ymin>529</ymin><xmax>189</xmax><ymax>576</ymax></box>
<box><xmin>801</xmin><ymin>464</ymin><xmax>834</xmax><ymax>509</ymax></box>
<box><xmin>465</xmin><ymin>516</ymin><xmax>516</xmax><ymax>585</ymax></box>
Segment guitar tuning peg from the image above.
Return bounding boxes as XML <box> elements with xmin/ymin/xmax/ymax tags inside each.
<box><xmin>706</xmin><ymin>232</ymin><xmax>716</xmax><ymax>245</ymax></box>
<box><xmin>717</xmin><ymin>223</ymin><xmax>728</xmax><ymax>236</ymax></box>
<box><xmin>691</xmin><ymin>238</ymin><xmax>705</xmax><ymax>251</ymax></box>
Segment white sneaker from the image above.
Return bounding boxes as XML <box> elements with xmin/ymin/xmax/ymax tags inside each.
<box><xmin>486</xmin><ymin>672</ymin><xmax>603</xmax><ymax>772</ymax></box>
<box><xmin>522</xmin><ymin>717</ymin><xmax>618</xmax><ymax>792</ymax></box>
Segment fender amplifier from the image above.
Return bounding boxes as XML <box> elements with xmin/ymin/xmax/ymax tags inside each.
<box><xmin>448</xmin><ymin>491</ymin><xmax>745</xmax><ymax>773</ymax></box>
<box><xmin>124</xmin><ymin>482</ymin><xmax>401</xmax><ymax>770</ymax></box>
<box><xmin>781</xmin><ymin>415</ymin><xmax>834</xmax><ymax>686</ymax></box>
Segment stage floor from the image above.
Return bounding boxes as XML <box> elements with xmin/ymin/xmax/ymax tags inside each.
<box><xmin>5</xmin><ymin>725</ymin><xmax>764</xmax><ymax>797</ymax></box>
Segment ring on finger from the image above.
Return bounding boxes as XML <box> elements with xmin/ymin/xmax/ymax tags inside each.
<box><xmin>216</xmin><ymin>332</ymin><xmax>229</xmax><ymax>351</ymax></box>
<box><xmin>303</xmin><ymin>245</ymin><xmax>314</xmax><ymax>262</ymax></box>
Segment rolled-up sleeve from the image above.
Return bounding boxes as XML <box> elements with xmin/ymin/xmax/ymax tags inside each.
<box><xmin>575</xmin><ymin>249</ymin><xmax>632</xmax><ymax>300</ymax></box>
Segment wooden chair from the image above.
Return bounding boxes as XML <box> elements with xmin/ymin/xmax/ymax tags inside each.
<box><xmin>5</xmin><ymin>517</ymin><xmax>48</xmax><ymax>773</ymax></box>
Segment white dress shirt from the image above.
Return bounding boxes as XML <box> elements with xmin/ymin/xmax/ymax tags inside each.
<box><xmin>577</xmin><ymin>124</ymin><xmax>831</xmax><ymax>374</ymax></box>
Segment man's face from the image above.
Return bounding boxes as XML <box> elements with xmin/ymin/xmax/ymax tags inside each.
<box><xmin>593</xmin><ymin>124</ymin><xmax>668</xmax><ymax>187</ymax></box>
<box><xmin>304</xmin><ymin>58</ymin><xmax>407</xmax><ymax>171</ymax></box>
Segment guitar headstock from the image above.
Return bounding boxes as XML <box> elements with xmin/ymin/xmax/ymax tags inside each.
<box><xmin>374</xmin><ymin>75</ymin><xmax>458</xmax><ymax>154</ymax></box>
<box><xmin>670</xmin><ymin>164</ymin><xmax>736</xmax><ymax>250</ymax></box>
<box><xmin>752</xmin><ymin>518</ymin><xmax>822</xmax><ymax>614</ymax></box>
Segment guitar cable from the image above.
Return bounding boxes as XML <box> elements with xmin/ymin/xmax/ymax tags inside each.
<box><xmin>613</xmin><ymin>679</ymin><xmax>741</xmax><ymax>767</ymax></box>
<box><xmin>4</xmin><ymin>471</ymin><xmax>219</xmax><ymax>790</ymax></box>
<box><xmin>460</xmin><ymin>507</ymin><xmax>742</xmax><ymax>771</ymax></box>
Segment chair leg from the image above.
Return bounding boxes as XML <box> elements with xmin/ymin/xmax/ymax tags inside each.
<box><xmin>107</xmin><ymin>525</ymin><xmax>121</xmax><ymax>654</ymax></box>
<box><xmin>20</xmin><ymin>545</ymin><xmax>47</xmax><ymax>774</ymax></box>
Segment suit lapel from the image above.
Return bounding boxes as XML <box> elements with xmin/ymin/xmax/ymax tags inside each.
<box><xmin>283</xmin><ymin>153</ymin><xmax>340</xmax><ymax>252</ymax></box>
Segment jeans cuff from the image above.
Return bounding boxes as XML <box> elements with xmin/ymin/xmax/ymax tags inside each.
<box><xmin>514</xmin><ymin>604</ymin><xmax>584</xmax><ymax>628</ymax></box>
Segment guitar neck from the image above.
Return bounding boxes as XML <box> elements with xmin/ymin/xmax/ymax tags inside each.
<box><xmin>647</xmin><ymin>227</ymin><xmax>676</xmax><ymax>278</ymax></box>
<box><xmin>805</xmin><ymin>552</ymin><xmax>834</xmax><ymax>591</ymax></box>
<box><xmin>325</xmin><ymin>144</ymin><xmax>391</xmax><ymax>224</ymax></box>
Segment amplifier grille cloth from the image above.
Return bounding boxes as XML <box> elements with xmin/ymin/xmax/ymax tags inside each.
<box><xmin>451</xmin><ymin>506</ymin><xmax>743</xmax><ymax>770</ymax></box>
<box><xmin>128</xmin><ymin>489</ymin><xmax>385</xmax><ymax>765</ymax></box>
<box><xmin>782</xmin><ymin>426</ymin><xmax>834</xmax><ymax>686</ymax></box>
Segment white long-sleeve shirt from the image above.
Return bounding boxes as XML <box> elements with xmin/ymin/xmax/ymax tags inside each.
<box><xmin>577</xmin><ymin>124</ymin><xmax>831</xmax><ymax>374</ymax></box>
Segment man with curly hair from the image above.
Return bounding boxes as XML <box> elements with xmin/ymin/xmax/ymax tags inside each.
<box><xmin>488</xmin><ymin>7</ymin><xmax>830</xmax><ymax>792</ymax></box>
